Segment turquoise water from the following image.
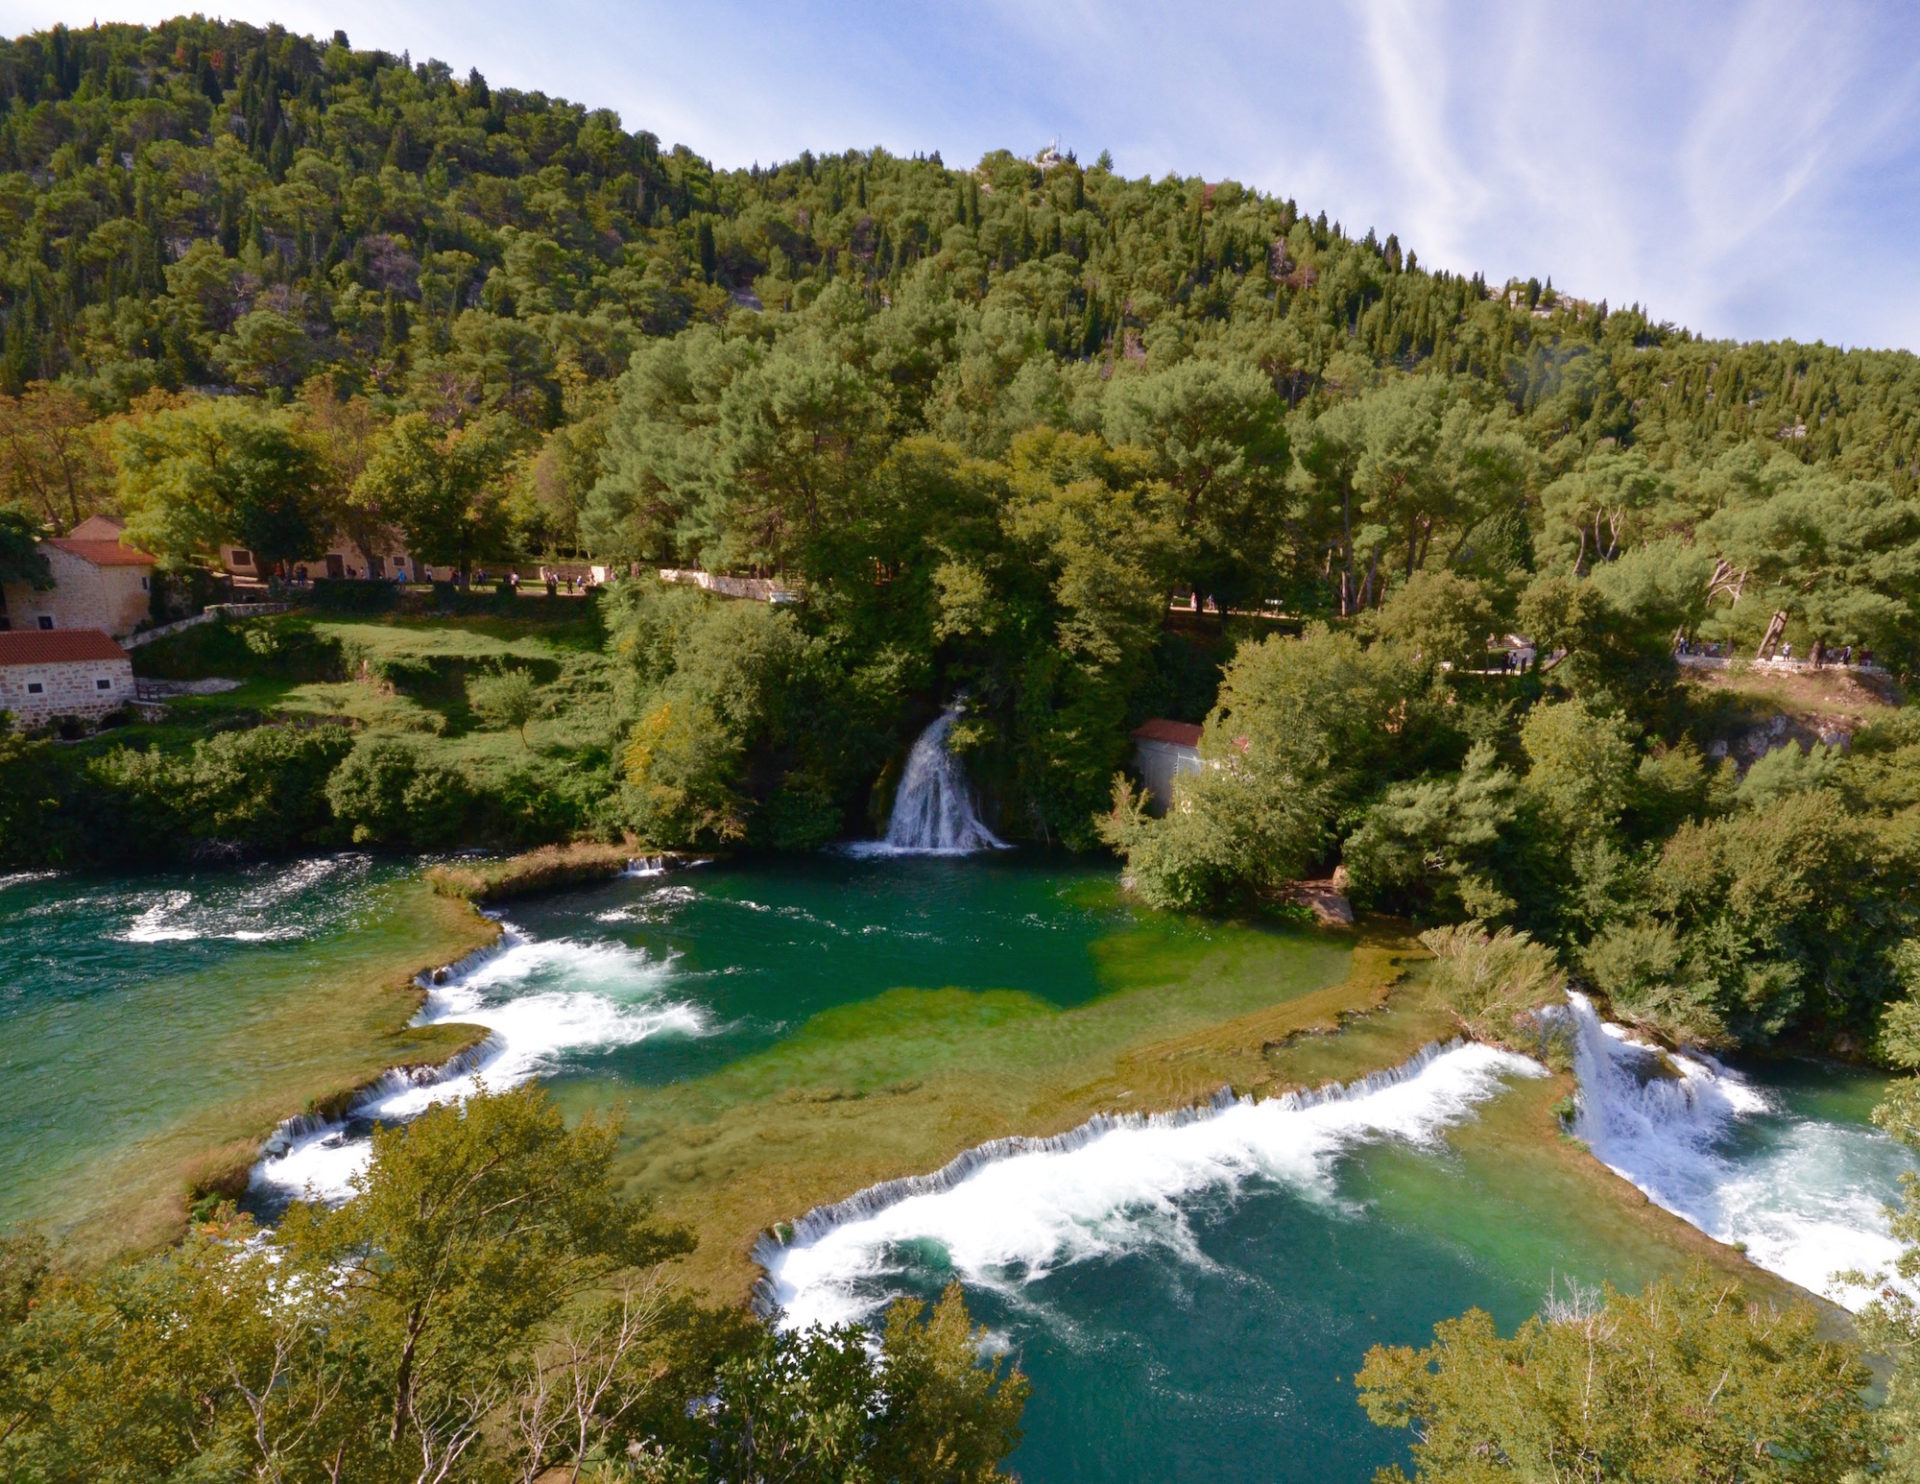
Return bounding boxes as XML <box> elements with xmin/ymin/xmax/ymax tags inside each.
<box><xmin>766</xmin><ymin>1058</ymin><xmax>1909</xmax><ymax>1483</ymax></box>
<box><xmin>3</xmin><ymin>856</ymin><xmax>1910</xmax><ymax>1482</ymax></box>
<box><xmin>0</xmin><ymin>858</ymin><xmax>410</xmax><ymax>1227</ymax></box>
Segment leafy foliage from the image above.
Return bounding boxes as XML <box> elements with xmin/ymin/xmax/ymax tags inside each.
<box><xmin>0</xmin><ymin>1086</ymin><xmax>1027</xmax><ymax>1482</ymax></box>
<box><xmin>4</xmin><ymin>14</ymin><xmax>1920</xmax><ymax>1057</ymax></box>
<box><xmin>1357</xmin><ymin>1270</ymin><xmax>1875</xmax><ymax>1482</ymax></box>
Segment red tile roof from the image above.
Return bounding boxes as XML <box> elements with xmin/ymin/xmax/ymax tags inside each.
<box><xmin>1132</xmin><ymin>718</ymin><xmax>1204</xmax><ymax>748</ymax></box>
<box><xmin>0</xmin><ymin>629</ymin><xmax>130</xmax><ymax>666</ymax></box>
<box><xmin>46</xmin><ymin>537</ymin><xmax>156</xmax><ymax>567</ymax></box>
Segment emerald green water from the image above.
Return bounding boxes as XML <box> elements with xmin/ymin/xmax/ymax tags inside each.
<box><xmin>0</xmin><ymin>858</ymin><xmax>423</xmax><ymax>1231</ymax></box>
<box><xmin>3</xmin><ymin>855</ymin><xmax>1909</xmax><ymax>1481</ymax></box>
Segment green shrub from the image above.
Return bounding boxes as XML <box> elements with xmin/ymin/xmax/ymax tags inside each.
<box><xmin>1418</xmin><ymin>921</ymin><xmax>1566</xmax><ymax>1046</ymax></box>
<box><xmin>189</xmin><ymin>724</ymin><xmax>353</xmax><ymax>851</ymax></box>
<box><xmin>467</xmin><ymin>668</ymin><xmax>540</xmax><ymax>744</ymax></box>
<box><xmin>483</xmin><ymin>767</ymin><xmax>591</xmax><ymax>845</ymax></box>
<box><xmin>0</xmin><ymin>732</ymin><xmax>78</xmax><ymax>865</ymax></box>
<box><xmin>324</xmin><ymin>738</ymin><xmax>474</xmax><ymax>847</ymax></box>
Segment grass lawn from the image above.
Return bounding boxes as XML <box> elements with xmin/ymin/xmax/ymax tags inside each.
<box><xmin>122</xmin><ymin>607</ymin><xmax>627</xmax><ymax>789</ymax></box>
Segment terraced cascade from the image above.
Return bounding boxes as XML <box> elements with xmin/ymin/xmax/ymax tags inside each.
<box><xmin>0</xmin><ymin>860</ymin><xmax>493</xmax><ymax>1261</ymax></box>
<box><xmin>3</xmin><ymin>853</ymin><xmax>1911</xmax><ymax>1482</ymax></box>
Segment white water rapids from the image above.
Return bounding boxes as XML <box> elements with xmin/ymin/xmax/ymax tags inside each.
<box><xmin>249</xmin><ymin>921</ymin><xmax>709</xmax><ymax>1205</ymax></box>
<box><xmin>761</xmin><ymin>998</ymin><xmax>1918</xmax><ymax>1330</ymax></box>
<box><xmin>759</xmin><ymin>1041</ymin><xmax>1545</xmax><ymax>1331</ymax></box>
<box><xmin>1565</xmin><ymin>992</ymin><xmax>1912</xmax><ymax>1309</ymax></box>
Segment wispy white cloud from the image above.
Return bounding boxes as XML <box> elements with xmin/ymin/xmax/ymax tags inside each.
<box><xmin>1350</xmin><ymin>0</ymin><xmax>1486</xmax><ymax>267</ymax></box>
<box><xmin>7</xmin><ymin>0</ymin><xmax>1920</xmax><ymax>347</ymax></box>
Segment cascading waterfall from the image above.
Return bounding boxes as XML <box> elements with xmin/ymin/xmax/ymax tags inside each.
<box><xmin>1565</xmin><ymin>990</ymin><xmax>1761</xmax><ymax>1183</ymax></box>
<box><xmin>249</xmin><ymin>908</ymin><xmax>709</xmax><ymax>1209</ymax></box>
<box><xmin>752</xmin><ymin>1038</ymin><xmax>1545</xmax><ymax>1326</ymax></box>
<box><xmin>1565</xmin><ymin>991</ymin><xmax>1910</xmax><ymax>1308</ymax></box>
<box><xmin>876</xmin><ymin>705</ymin><xmax>1007</xmax><ymax>854</ymax></box>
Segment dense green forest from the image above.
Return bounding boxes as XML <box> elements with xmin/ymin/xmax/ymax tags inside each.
<box><xmin>15</xmin><ymin>16</ymin><xmax>1920</xmax><ymax>1480</ymax></box>
<box><xmin>7</xmin><ymin>14</ymin><xmax>1920</xmax><ymax>1053</ymax></box>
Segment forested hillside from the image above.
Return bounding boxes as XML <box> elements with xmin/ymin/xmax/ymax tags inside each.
<box><xmin>19</xmin><ymin>20</ymin><xmax>1920</xmax><ymax>1478</ymax></box>
<box><xmin>9</xmin><ymin>16</ymin><xmax>1920</xmax><ymax>1056</ymax></box>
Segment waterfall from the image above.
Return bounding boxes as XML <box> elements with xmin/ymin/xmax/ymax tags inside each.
<box><xmin>873</xmin><ymin>706</ymin><xmax>1007</xmax><ymax>855</ymax></box>
<box><xmin>249</xmin><ymin>887</ymin><xmax>710</xmax><ymax>1211</ymax></box>
<box><xmin>1565</xmin><ymin>991</ymin><xmax>1909</xmax><ymax>1309</ymax></box>
<box><xmin>1565</xmin><ymin>991</ymin><xmax>1760</xmax><ymax>1180</ymax></box>
<box><xmin>750</xmin><ymin>1037</ymin><xmax>1550</xmax><ymax>1322</ymax></box>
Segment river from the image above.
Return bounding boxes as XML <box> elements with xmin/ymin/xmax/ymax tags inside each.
<box><xmin>0</xmin><ymin>854</ymin><xmax>1910</xmax><ymax>1481</ymax></box>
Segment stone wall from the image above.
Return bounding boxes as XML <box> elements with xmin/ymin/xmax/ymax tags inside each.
<box><xmin>0</xmin><ymin>656</ymin><xmax>136</xmax><ymax>726</ymax></box>
<box><xmin>223</xmin><ymin>532</ymin><xmax>417</xmax><ymax>580</ymax></box>
<box><xmin>121</xmin><ymin>602</ymin><xmax>292</xmax><ymax>649</ymax></box>
<box><xmin>1</xmin><ymin>548</ymin><xmax>151</xmax><ymax>637</ymax></box>
<box><xmin>658</xmin><ymin>568</ymin><xmax>799</xmax><ymax>602</ymax></box>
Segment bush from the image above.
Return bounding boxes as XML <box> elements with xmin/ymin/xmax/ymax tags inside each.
<box><xmin>324</xmin><ymin>738</ymin><xmax>474</xmax><ymax>847</ymax></box>
<box><xmin>63</xmin><ymin>722</ymin><xmax>356</xmax><ymax>864</ymax></box>
<box><xmin>1418</xmin><ymin>921</ymin><xmax>1566</xmax><ymax>1045</ymax></box>
<box><xmin>0</xmin><ymin>732</ymin><xmax>76</xmax><ymax>865</ymax></box>
<box><xmin>1358</xmin><ymin>1270</ymin><xmax>1874</xmax><ymax>1482</ymax></box>
<box><xmin>482</xmin><ymin>766</ymin><xmax>591</xmax><ymax>845</ymax></box>
<box><xmin>468</xmin><ymin>668</ymin><xmax>540</xmax><ymax>745</ymax></box>
<box><xmin>189</xmin><ymin>724</ymin><xmax>354</xmax><ymax>851</ymax></box>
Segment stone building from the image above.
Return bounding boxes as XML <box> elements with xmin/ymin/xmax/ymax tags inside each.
<box><xmin>221</xmin><ymin>530</ymin><xmax>418</xmax><ymax>582</ymax></box>
<box><xmin>1130</xmin><ymin>718</ymin><xmax>1204</xmax><ymax>816</ymax></box>
<box><xmin>0</xmin><ymin>537</ymin><xmax>157</xmax><ymax>638</ymax></box>
<box><xmin>0</xmin><ymin>629</ymin><xmax>136</xmax><ymax>726</ymax></box>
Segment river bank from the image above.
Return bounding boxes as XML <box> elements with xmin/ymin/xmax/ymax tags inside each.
<box><xmin>4</xmin><ymin>848</ymin><xmax>1874</xmax><ymax>1336</ymax></box>
<box><xmin>426</xmin><ymin>839</ymin><xmax>692</xmax><ymax>904</ymax></box>
<box><xmin>0</xmin><ymin>862</ymin><xmax>496</xmax><ymax>1265</ymax></box>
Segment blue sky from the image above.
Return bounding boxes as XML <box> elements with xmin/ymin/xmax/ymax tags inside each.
<box><xmin>11</xmin><ymin>0</ymin><xmax>1920</xmax><ymax>350</ymax></box>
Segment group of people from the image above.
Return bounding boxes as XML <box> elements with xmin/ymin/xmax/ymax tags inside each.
<box><xmin>260</xmin><ymin>560</ymin><xmax>613</xmax><ymax>598</ymax></box>
<box><xmin>1675</xmin><ymin>634</ymin><xmax>1872</xmax><ymax>669</ymax></box>
<box><xmin>413</xmin><ymin>566</ymin><xmax>599</xmax><ymax>596</ymax></box>
<box><xmin>1783</xmin><ymin>639</ymin><xmax>1868</xmax><ymax>668</ymax></box>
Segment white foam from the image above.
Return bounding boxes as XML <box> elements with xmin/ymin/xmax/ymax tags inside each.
<box><xmin>122</xmin><ymin>890</ymin><xmax>199</xmax><ymax>942</ymax></box>
<box><xmin>1567</xmin><ymin>992</ymin><xmax>1912</xmax><ymax>1309</ymax></box>
<box><xmin>841</xmin><ymin>840</ymin><xmax>1003</xmax><ymax>861</ymax></box>
<box><xmin>116</xmin><ymin>856</ymin><xmax>369</xmax><ymax>943</ymax></box>
<box><xmin>250</xmin><ymin>925</ymin><xmax>709</xmax><ymax>1205</ymax></box>
<box><xmin>0</xmin><ymin>870</ymin><xmax>59</xmax><ymax>892</ymax></box>
<box><xmin>760</xmin><ymin>1041</ymin><xmax>1544</xmax><ymax>1333</ymax></box>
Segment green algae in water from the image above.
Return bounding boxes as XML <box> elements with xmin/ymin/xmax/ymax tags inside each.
<box><xmin>8</xmin><ymin>852</ymin><xmax>1909</xmax><ymax>1483</ymax></box>
<box><xmin>0</xmin><ymin>860</ymin><xmax>487</xmax><ymax>1254</ymax></box>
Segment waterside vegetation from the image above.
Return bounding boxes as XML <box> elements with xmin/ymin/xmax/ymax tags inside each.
<box><xmin>0</xmin><ymin>1086</ymin><xmax>1029</xmax><ymax>1484</ymax></box>
<box><xmin>5</xmin><ymin>15</ymin><xmax>1920</xmax><ymax>1066</ymax></box>
<box><xmin>7</xmin><ymin>12</ymin><xmax>1920</xmax><ymax>1477</ymax></box>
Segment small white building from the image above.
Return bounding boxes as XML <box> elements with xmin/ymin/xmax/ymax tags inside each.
<box><xmin>1131</xmin><ymin>718</ymin><xmax>1204</xmax><ymax>816</ymax></box>
<box><xmin>0</xmin><ymin>629</ymin><xmax>136</xmax><ymax>727</ymax></box>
